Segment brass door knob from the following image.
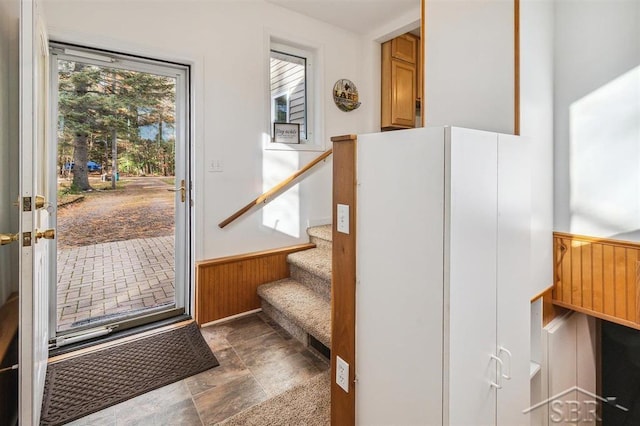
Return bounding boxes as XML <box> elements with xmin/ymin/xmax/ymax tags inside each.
<box><xmin>35</xmin><ymin>229</ymin><xmax>56</xmax><ymax>242</ymax></box>
<box><xmin>0</xmin><ymin>233</ymin><xmax>19</xmax><ymax>246</ymax></box>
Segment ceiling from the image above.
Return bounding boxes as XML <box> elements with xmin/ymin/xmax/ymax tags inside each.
<box><xmin>265</xmin><ymin>0</ymin><xmax>420</xmax><ymax>35</ymax></box>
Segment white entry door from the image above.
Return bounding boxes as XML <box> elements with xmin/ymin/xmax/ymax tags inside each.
<box><xmin>19</xmin><ymin>0</ymin><xmax>51</xmax><ymax>423</ymax></box>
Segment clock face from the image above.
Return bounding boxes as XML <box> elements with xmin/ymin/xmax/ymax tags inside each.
<box><xmin>333</xmin><ymin>79</ymin><xmax>361</xmax><ymax>112</ymax></box>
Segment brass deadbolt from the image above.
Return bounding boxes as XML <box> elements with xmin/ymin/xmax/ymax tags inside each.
<box><xmin>35</xmin><ymin>195</ymin><xmax>46</xmax><ymax>209</ymax></box>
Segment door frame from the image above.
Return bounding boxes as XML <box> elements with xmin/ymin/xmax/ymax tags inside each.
<box><xmin>46</xmin><ymin>43</ymin><xmax>193</xmax><ymax>342</ymax></box>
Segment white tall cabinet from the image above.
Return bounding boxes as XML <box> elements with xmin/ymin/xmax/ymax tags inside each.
<box><xmin>355</xmin><ymin>126</ymin><xmax>531</xmax><ymax>425</ymax></box>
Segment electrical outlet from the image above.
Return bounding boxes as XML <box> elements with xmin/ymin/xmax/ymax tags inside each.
<box><xmin>336</xmin><ymin>356</ymin><xmax>349</xmax><ymax>392</ymax></box>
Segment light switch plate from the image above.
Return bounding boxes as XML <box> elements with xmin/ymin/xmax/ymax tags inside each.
<box><xmin>337</xmin><ymin>204</ymin><xmax>349</xmax><ymax>234</ymax></box>
<box><xmin>336</xmin><ymin>356</ymin><xmax>349</xmax><ymax>392</ymax></box>
<box><xmin>209</xmin><ymin>159</ymin><xmax>223</xmax><ymax>173</ymax></box>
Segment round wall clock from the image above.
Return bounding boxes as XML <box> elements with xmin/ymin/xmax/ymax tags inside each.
<box><xmin>333</xmin><ymin>79</ymin><xmax>361</xmax><ymax>112</ymax></box>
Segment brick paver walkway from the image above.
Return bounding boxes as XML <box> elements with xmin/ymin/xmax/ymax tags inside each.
<box><xmin>57</xmin><ymin>236</ymin><xmax>175</xmax><ymax>332</ymax></box>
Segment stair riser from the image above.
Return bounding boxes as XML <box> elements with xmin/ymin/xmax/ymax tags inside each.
<box><xmin>290</xmin><ymin>265</ymin><xmax>331</xmax><ymax>301</ymax></box>
<box><xmin>310</xmin><ymin>236</ymin><xmax>332</xmax><ymax>251</ymax></box>
<box><xmin>261</xmin><ymin>301</ymin><xmax>308</xmax><ymax>346</ymax></box>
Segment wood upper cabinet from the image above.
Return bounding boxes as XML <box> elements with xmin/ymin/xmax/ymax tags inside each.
<box><xmin>391</xmin><ymin>34</ymin><xmax>418</xmax><ymax>64</ymax></box>
<box><xmin>381</xmin><ymin>33</ymin><xmax>420</xmax><ymax>130</ymax></box>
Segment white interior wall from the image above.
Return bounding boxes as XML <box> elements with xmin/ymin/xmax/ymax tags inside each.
<box><xmin>357</xmin><ymin>40</ymin><xmax>382</xmax><ymax>134</ymax></box>
<box><xmin>423</xmin><ymin>0</ymin><xmax>551</xmax><ymax>295</ymax></box>
<box><xmin>41</xmin><ymin>0</ymin><xmax>368</xmax><ymax>260</ymax></box>
<box><xmin>0</xmin><ymin>0</ymin><xmax>19</xmax><ymax>303</ymax></box>
<box><xmin>554</xmin><ymin>0</ymin><xmax>640</xmax><ymax>239</ymax></box>
<box><xmin>520</xmin><ymin>0</ymin><xmax>554</xmax><ymax>295</ymax></box>
<box><xmin>424</xmin><ymin>0</ymin><xmax>515</xmax><ymax>135</ymax></box>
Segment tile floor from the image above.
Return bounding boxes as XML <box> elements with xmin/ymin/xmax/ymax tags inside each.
<box><xmin>65</xmin><ymin>313</ymin><xmax>329</xmax><ymax>425</ymax></box>
<box><xmin>56</xmin><ymin>236</ymin><xmax>175</xmax><ymax>332</ymax></box>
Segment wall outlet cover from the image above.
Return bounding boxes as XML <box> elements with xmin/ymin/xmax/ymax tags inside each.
<box><xmin>336</xmin><ymin>355</ymin><xmax>349</xmax><ymax>392</ymax></box>
<box><xmin>337</xmin><ymin>204</ymin><xmax>350</xmax><ymax>234</ymax></box>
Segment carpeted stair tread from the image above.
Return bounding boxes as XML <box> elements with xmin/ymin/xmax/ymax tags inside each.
<box><xmin>258</xmin><ymin>279</ymin><xmax>331</xmax><ymax>347</ymax></box>
<box><xmin>287</xmin><ymin>248</ymin><xmax>331</xmax><ymax>282</ymax></box>
<box><xmin>307</xmin><ymin>224</ymin><xmax>332</xmax><ymax>243</ymax></box>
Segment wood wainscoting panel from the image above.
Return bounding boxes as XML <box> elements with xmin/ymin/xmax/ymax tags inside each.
<box><xmin>0</xmin><ymin>293</ymin><xmax>19</xmax><ymax>363</ymax></box>
<box><xmin>195</xmin><ymin>244</ymin><xmax>314</xmax><ymax>324</ymax></box>
<box><xmin>331</xmin><ymin>134</ymin><xmax>357</xmax><ymax>426</ymax></box>
<box><xmin>553</xmin><ymin>232</ymin><xmax>640</xmax><ymax>329</ymax></box>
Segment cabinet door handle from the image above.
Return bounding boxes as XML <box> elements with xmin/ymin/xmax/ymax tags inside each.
<box><xmin>499</xmin><ymin>346</ymin><xmax>512</xmax><ymax>380</ymax></box>
<box><xmin>490</xmin><ymin>355</ymin><xmax>503</xmax><ymax>389</ymax></box>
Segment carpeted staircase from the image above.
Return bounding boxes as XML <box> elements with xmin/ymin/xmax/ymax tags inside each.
<box><xmin>257</xmin><ymin>225</ymin><xmax>332</xmax><ymax>355</ymax></box>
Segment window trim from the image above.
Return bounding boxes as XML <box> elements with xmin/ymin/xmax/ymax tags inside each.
<box><xmin>265</xmin><ymin>35</ymin><xmax>324</xmax><ymax>152</ymax></box>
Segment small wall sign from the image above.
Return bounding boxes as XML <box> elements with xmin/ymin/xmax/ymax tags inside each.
<box><xmin>333</xmin><ymin>79</ymin><xmax>361</xmax><ymax>112</ymax></box>
<box><xmin>273</xmin><ymin>122</ymin><xmax>300</xmax><ymax>144</ymax></box>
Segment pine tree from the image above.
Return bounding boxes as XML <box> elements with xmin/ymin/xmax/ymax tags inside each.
<box><xmin>57</xmin><ymin>60</ymin><xmax>176</xmax><ymax>190</ymax></box>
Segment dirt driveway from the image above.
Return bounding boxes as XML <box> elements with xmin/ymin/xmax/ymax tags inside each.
<box><xmin>57</xmin><ymin>176</ymin><xmax>175</xmax><ymax>249</ymax></box>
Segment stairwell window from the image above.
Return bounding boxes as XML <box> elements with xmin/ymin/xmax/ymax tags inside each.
<box><xmin>268</xmin><ymin>40</ymin><xmax>319</xmax><ymax>150</ymax></box>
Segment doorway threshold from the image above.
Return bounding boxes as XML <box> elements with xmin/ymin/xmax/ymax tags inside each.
<box><xmin>48</xmin><ymin>313</ymin><xmax>191</xmax><ymax>358</ymax></box>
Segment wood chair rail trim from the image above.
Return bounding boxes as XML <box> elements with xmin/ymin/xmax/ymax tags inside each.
<box><xmin>195</xmin><ymin>243</ymin><xmax>315</xmax><ymax>267</ymax></box>
<box><xmin>554</xmin><ymin>231</ymin><xmax>640</xmax><ymax>250</ymax></box>
<box><xmin>531</xmin><ymin>284</ymin><xmax>554</xmax><ymax>303</ymax></box>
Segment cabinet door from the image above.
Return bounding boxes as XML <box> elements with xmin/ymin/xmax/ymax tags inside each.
<box><xmin>381</xmin><ymin>37</ymin><xmax>417</xmax><ymax>130</ymax></box>
<box><xmin>541</xmin><ymin>313</ymin><xmax>597</xmax><ymax>426</ymax></box>
<box><xmin>391</xmin><ymin>34</ymin><xmax>418</xmax><ymax>64</ymax></box>
<box><xmin>389</xmin><ymin>59</ymin><xmax>416</xmax><ymax>128</ymax></box>
<box><xmin>447</xmin><ymin>128</ymin><xmax>498</xmax><ymax>425</ymax></box>
<box><xmin>496</xmin><ymin>134</ymin><xmax>531</xmax><ymax>425</ymax></box>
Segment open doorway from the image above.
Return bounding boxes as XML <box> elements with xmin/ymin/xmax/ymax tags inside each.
<box><xmin>48</xmin><ymin>44</ymin><xmax>192</xmax><ymax>348</ymax></box>
<box><xmin>380</xmin><ymin>25</ymin><xmax>423</xmax><ymax>131</ymax></box>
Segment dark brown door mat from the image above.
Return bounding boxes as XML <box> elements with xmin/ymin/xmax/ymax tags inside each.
<box><xmin>40</xmin><ymin>322</ymin><xmax>218</xmax><ymax>426</ymax></box>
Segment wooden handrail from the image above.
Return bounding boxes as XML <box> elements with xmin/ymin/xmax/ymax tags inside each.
<box><xmin>218</xmin><ymin>149</ymin><xmax>333</xmax><ymax>228</ymax></box>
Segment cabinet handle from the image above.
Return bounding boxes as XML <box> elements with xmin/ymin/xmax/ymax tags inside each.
<box><xmin>490</xmin><ymin>355</ymin><xmax>503</xmax><ymax>389</ymax></box>
<box><xmin>499</xmin><ymin>346</ymin><xmax>512</xmax><ymax>380</ymax></box>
